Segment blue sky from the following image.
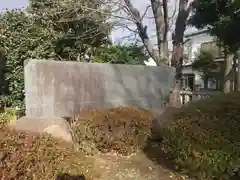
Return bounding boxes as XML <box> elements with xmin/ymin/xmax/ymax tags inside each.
<box><xmin>1</xmin><ymin>0</ymin><xmax>28</xmax><ymax>11</ymax></box>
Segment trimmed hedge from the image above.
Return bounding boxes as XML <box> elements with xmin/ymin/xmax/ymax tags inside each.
<box><xmin>72</xmin><ymin>107</ymin><xmax>154</xmax><ymax>155</ymax></box>
<box><xmin>161</xmin><ymin>92</ymin><xmax>240</xmax><ymax>180</ymax></box>
<box><xmin>0</xmin><ymin>125</ymin><xmax>93</xmax><ymax>180</ymax></box>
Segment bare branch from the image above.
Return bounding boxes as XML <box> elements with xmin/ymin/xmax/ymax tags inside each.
<box><xmin>114</xmin><ymin>31</ymin><xmax>138</xmax><ymax>43</ymax></box>
<box><xmin>172</xmin><ymin>0</ymin><xmax>196</xmax><ymax>44</ymax></box>
<box><xmin>150</xmin><ymin>0</ymin><xmax>169</xmax><ymax>64</ymax></box>
<box><xmin>141</xmin><ymin>5</ymin><xmax>151</xmax><ymax>21</ymax></box>
<box><xmin>57</xmin><ymin>5</ymin><xmax>135</xmax><ymax>23</ymax></box>
<box><xmin>171</xmin><ymin>0</ymin><xmax>197</xmax><ymax>86</ymax></box>
<box><xmin>168</xmin><ymin>0</ymin><xmax>178</xmax><ymax>30</ymax></box>
<box><xmin>123</xmin><ymin>0</ymin><xmax>160</xmax><ymax>63</ymax></box>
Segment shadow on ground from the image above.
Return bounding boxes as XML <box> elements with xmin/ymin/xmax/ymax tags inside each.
<box><xmin>143</xmin><ymin>107</ymin><xmax>183</xmax><ymax>176</ymax></box>
<box><xmin>56</xmin><ymin>173</ymin><xmax>86</xmax><ymax>180</ymax></box>
<box><xmin>143</xmin><ymin>141</ymin><xmax>177</xmax><ymax>172</ymax></box>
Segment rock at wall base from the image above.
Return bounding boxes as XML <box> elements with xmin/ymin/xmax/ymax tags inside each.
<box><xmin>9</xmin><ymin>116</ymin><xmax>73</xmax><ymax>142</ymax></box>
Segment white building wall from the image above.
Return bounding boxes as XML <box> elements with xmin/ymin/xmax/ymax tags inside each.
<box><xmin>145</xmin><ymin>30</ymin><xmax>218</xmax><ymax>90</ymax></box>
<box><xmin>182</xmin><ymin>31</ymin><xmax>217</xmax><ymax>90</ymax></box>
<box><xmin>184</xmin><ymin>31</ymin><xmax>214</xmax><ymax>64</ymax></box>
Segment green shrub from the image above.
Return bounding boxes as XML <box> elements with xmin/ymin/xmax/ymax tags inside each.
<box><xmin>161</xmin><ymin>92</ymin><xmax>240</xmax><ymax>180</ymax></box>
<box><xmin>72</xmin><ymin>107</ymin><xmax>154</xmax><ymax>155</ymax></box>
<box><xmin>0</xmin><ymin>124</ymin><xmax>93</xmax><ymax>180</ymax></box>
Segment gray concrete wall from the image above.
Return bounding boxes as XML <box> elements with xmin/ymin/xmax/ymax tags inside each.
<box><xmin>24</xmin><ymin>59</ymin><xmax>175</xmax><ymax>117</ymax></box>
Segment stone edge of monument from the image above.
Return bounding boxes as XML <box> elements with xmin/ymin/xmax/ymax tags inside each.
<box><xmin>24</xmin><ymin>59</ymin><xmax>176</xmax><ymax>72</ymax></box>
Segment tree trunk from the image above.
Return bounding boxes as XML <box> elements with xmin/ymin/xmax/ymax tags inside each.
<box><xmin>168</xmin><ymin>43</ymin><xmax>183</xmax><ymax>107</ymax></box>
<box><xmin>168</xmin><ymin>0</ymin><xmax>195</xmax><ymax>107</ymax></box>
<box><xmin>150</xmin><ymin>0</ymin><xmax>168</xmax><ymax>65</ymax></box>
<box><xmin>236</xmin><ymin>49</ymin><xmax>240</xmax><ymax>91</ymax></box>
<box><xmin>162</xmin><ymin>0</ymin><xmax>169</xmax><ymax>65</ymax></box>
<box><xmin>223</xmin><ymin>52</ymin><xmax>233</xmax><ymax>93</ymax></box>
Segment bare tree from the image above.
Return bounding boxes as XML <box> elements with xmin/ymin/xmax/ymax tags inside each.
<box><xmin>114</xmin><ymin>0</ymin><xmax>197</xmax><ymax>107</ymax></box>
<box><xmin>83</xmin><ymin>0</ymin><xmax>196</xmax><ymax>107</ymax></box>
<box><xmin>102</xmin><ymin>0</ymin><xmax>179</xmax><ymax>63</ymax></box>
<box><xmin>168</xmin><ymin>0</ymin><xmax>196</xmax><ymax>107</ymax></box>
<box><xmin>150</xmin><ymin>0</ymin><xmax>169</xmax><ymax>64</ymax></box>
<box><xmin>122</xmin><ymin>0</ymin><xmax>161</xmax><ymax>64</ymax></box>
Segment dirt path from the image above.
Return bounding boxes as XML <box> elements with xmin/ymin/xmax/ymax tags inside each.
<box><xmin>91</xmin><ymin>151</ymin><xmax>185</xmax><ymax>180</ymax></box>
<box><xmin>85</xmin><ymin>107</ymin><xmax>186</xmax><ymax>180</ymax></box>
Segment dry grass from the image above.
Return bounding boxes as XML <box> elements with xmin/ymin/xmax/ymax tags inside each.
<box><xmin>0</xmin><ymin>125</ymin><xmax>94</xmax><ymax>180</ymax></box>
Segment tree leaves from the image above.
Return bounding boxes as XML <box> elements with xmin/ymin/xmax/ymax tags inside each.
<box><xmin>93</xmin><ymin>45</ymin><xmax>148</xmax><ymax>65</ymax></box>
<box><xmin>189</xmin><ymin>0</ymin><xmax>240</xmax><ymax>52</ymax></box>
<box><xmin>0</xmin><ymin>0</ymin><xmax>110</xmax><ymax>108</ymax></box>
<box><xmin>192</xmin><ymin>50</ymin><xmax>218</xmax><ymax>76</ymax></box>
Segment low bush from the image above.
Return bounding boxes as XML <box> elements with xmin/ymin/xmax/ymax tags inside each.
<box><xmin>0</xmin><ymin>125</ymin><xmax>93</xmax><ymax>180</ymax></box>
<box><xmin>72</xmin><ymin>107</ymin><xmax>154</xmax><ymax>155</ymax></box>
<box><xmin>161</xmin><ymin>92</ymin><xmax>240</xmax><ymax>180</ymax></box>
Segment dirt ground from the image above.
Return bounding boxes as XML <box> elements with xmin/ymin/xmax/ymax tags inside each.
<box><xmin>90</xmin><ymin>149</ymin><xmax>187</xmax><ymax>180</ymax></box>
<box><xmin>85</xmin><ymin>107</ymin><xmax>188</xmax><ymax>180</ymax></box>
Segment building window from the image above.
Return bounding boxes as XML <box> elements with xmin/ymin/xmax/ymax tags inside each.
<box><xmin>181</xmin><ymin>74</ymin><xmax>195</xmax><ymax>90</ymax></box>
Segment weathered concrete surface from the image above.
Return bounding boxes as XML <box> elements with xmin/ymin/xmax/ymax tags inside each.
<box><xmin>24</xmin><ymin>59</ymin><xmax>175</xmax><ymax>117</ymax></box>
